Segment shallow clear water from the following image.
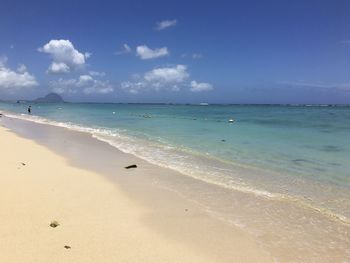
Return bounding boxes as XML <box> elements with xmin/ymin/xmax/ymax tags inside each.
<box><xmin>1</xmin><ymin>102</ymin><xmax>350</xmax><ymax>261</ymax></box>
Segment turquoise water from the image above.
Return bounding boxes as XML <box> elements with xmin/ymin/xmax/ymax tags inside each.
<box><xmin>2</xmin><ymin>102</ymin><xmax>350</xmax><ymax>214</ymax></box>
<box><xmin>1</xmin><ymin>102</ymin><xmax>350</xmax><ymax>261</ymax></box>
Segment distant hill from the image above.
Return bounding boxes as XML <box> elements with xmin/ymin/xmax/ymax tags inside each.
<box><xmin>33</xmin><ymin>93</ymin><xmax>64</xmax><ymax>103</ymax></box>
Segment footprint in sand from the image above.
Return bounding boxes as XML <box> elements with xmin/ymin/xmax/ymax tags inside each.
<box><xmin>17</xmin><ymin>162</ymin><xmax>26</xmax><ymax>170</ymax></box>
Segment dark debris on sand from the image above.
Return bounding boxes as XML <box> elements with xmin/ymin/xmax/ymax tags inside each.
<box><xmin>50</xmin><ymin>221</ymin><xmax>60</xmax><ymax>228</ymax></box>
<box><xmin>125</xmin><ymin>164</ymin><xmax>137</xmax><ymax>169</ymax></box>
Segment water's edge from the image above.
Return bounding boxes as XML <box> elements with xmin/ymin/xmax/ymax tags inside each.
<box><xmin>1</xmin><ymin>110</ymin><xmax>350</xmax><ymax>262</ymax></box>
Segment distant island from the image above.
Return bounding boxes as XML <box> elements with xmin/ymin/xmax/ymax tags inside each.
<box><xmin>33</xmin><ymin>93</ymin><xmax>65</xmax><ymax>103</ymax></box>
<box><xmin>15</xmin><ymin>93</ymin><xmax>65</xmax><ymax>104</ymax></box>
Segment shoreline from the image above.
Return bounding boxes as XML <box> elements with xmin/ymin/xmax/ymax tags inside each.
<box><xmin>3</xmin><ymin>108</ymin><xmax>350</xmax><ymax>222</ymax></box>
<box><xmin>2</xmin><ymin>112</ymin><xmax>350</xmax><ymax>262</ymax></box>
<box><xmin>0</xmin><ymin>115</ymin><xmax>273</xmax><ymax>262</ymax></box>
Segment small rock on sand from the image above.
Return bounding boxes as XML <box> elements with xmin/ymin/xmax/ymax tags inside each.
<box><xmin>64</xmin><ymin>245</ymin><xmax>71</xmax><ymax>249</ymax></box>
<box><xmin>50</xmin><ymin>221</ymin><xmax>59</xmax><ymax>228</ymax></box>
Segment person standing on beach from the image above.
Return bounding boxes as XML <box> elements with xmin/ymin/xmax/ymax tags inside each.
<box><xmin>27</xmin><ymin>105</ymin><xmax>31</xmax><ymax>114</ymax></box>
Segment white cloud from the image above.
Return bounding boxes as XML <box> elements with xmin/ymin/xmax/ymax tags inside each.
<box><xmin>48</xmin><ymin>62</ymin><xmax>70</xmax><ymax>74</ymax></box>
<box><xmin>0</xmin><ymin>57</ymin><xmax>38</xmax><ymax>90</ymax></box>
<box><xmin>156</xmin><ymin>19</ymin><xmax>177</xmax><ymax>31</ymax></box>
<box><xmin>77</xmin><ymin>75</ymin><xmax>113</xmax><ymax>94</ymax></box>
<box><xmin>89</xmin><ymin>70</ymin><xmax>106</xmax><ymax>77</ymax></box>
<box><xmin>50</xmin><ymin>75</ymin><xmax>113</xmax><ymax>95</ymax></box>
<box><xmin>280</xmin><ymin>80</ymin><xmax>350</xmax><ymax>93</ymax></box>
<box><xmin>83</xmin><ymin>85</ymin><xmax>113</xmax><ymax>94</ymax></box>
<box><xmin>121</xmin><ymin>65</ymin><xmax>189</xmax><ymax>94</ymax></box>
<box><xmin>39</xmin><ymin>39</ymin><xmax>89</xmax><ymax>73</ymax></box>
<box><xmin>120</xmin><ymin>81</ymin><xmax>146</xmax><ymax>94</ymax></box>
<box><xmin>123</xmin><ymin>44</ymin><xmax>132</xmax><ymax>53</ymax></box>
<box><xmin>84</xmin><ymin>52</ymin><xmax>92</xmax><ymax>58</ymax></box>
<box><xmin>0</xmin><ymin>56</ymin><xmax>8</xmax><ymax>65</ymax></box>
<box><xmin>115</xmin><ymin>43</ymin><xmax>132</xmax><ymax>55</ymax></box>
<box><xmin>136</xmin><ymin>45</ymin><xmax>169</xmax><ymax>59</ymax></box>
<box><xmin>76</xmin><ymin>75</ymin><xmax>94</xmax><ymax>87</ymax></box>
<box><xmin>144</xmin><ymin>65</ymin><xmax>189</xmax><ymax>83</ymax></box>
<box><xmin>120</xmin><ymin>65</ymin><xmax>214</xmax><ymax>94</ymax></box>
<box><xmin>17</xmin><ymin>64</ymin><xmax>27</xmax><ymax>73</ymax></box>
<box><xmin>192</xmin><ymin>53</ymin><xmax>203</xmax><ymax>59</ymax></box>
<box><xmin>181</xmin><ymin>53</ymin><xmax>203</xmax><ymax>59</ymax></box>
<box><xmin>190</xmin><ymin>81</ymin><xmax>213</xmax><ymax>92</ymax></box>
<box><xmin>50</xmin><ymin>78</ymin><xmax>78</xmax><ymax>94</ymax></box>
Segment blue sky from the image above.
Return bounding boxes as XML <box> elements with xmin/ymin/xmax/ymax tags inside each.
<box><xmin>1</xmin><ymin>0</ymin><xmax>350</xmax><ymax>104</ymax></box>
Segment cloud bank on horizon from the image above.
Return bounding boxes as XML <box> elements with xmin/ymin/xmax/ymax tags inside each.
<box><xmin>50</xmin><ymin>75</ymin><xmax>113</xmax><ymax>95</ymax></box>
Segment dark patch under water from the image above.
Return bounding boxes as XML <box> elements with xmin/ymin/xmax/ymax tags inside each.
<box><xmin>328</xmin><ymin>162</ymin><xmax>341</xmax><ymax>166</ymax></box>
<box><xmin>320</xmin><ymin>145</ymin><xmax>343</xmax><ymax>153</ymax></box>
<box><xmin>313</xmin><ymin>167</ymin><xmax>327</xmax><ymax>172</ymax></box>
<box><xmin>292</xmin><ymin>158</ymin><xmax>315</xmax><ymax>165</ymax></box>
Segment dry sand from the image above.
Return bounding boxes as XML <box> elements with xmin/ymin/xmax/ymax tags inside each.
<box><xmin>0</xmin><ymin>123</ymin><xmax>273</xmax><ymax>262</ymax></box>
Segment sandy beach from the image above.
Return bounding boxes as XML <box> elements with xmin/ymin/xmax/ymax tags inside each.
<box><xmin>0</xmin><ymin>117</ymin><xmax>273</xmax><ymax>263</ymax></box>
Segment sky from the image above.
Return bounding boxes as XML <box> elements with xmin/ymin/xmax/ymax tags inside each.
<box><xmin>1</xmin><ymin>0</ymin><xmax>350</xmax><ymax>104</ymax></box>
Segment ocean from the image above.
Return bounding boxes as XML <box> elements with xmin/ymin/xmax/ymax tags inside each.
<box><xmin>1</xmin><ymin>102</ymin><xmax>349</xmax><ymax>261</ymax></box>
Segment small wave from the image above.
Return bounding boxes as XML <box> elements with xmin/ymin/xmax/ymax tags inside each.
<box><xmin>91</xmin><ymin>133</ymin><xmax>278</xmax><ymax>199</ymax></box>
